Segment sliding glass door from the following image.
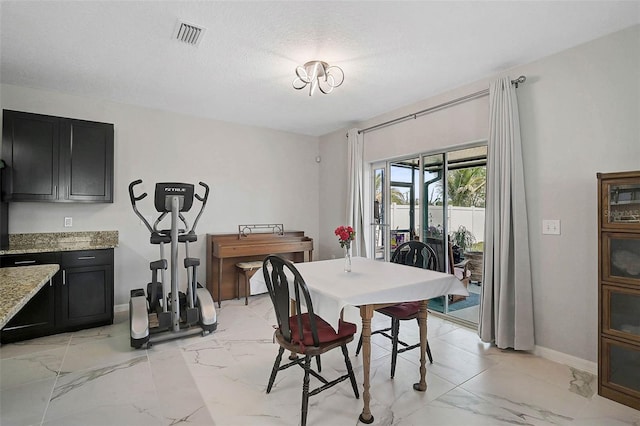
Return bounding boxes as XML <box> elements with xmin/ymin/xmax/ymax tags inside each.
<box><xmin>369</xmin><ymin>145</ymin><xmax>487</xmax><ymax>325</ymax></box>
<box><xmin>371</xmin><ymin>162</ymin><xmax>388</xmax><ymax>261</ymax></box>
<box><xmin>389</xmin><ymin>157</ymin><xmax>420</xmax><ymax>253</ymax></box>
<box><xmin>423</xmin><ymin>153</ymin><xmax>446</xmax><ymax>273</ymax></box>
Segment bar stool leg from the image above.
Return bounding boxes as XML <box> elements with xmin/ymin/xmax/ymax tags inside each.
<box><xmin>244</xmin><ymin>270</ymin><xmax>250</xmax><ymax>305</ymax></box>
<box><xmin>236</xmin><ymin>269</ymin><xmax>241</xmax><ymax>300</ymax></box>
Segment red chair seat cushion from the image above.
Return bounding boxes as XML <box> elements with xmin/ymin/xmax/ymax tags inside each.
<box><xmin>378</xmin><ymin>301</ymin><xmax>421</xmax><ymax>319</ymax></box>
<box><xmin>288</xmin><ymin>313</ymin><xmax>356</xmax><ymax>348</ymax></box>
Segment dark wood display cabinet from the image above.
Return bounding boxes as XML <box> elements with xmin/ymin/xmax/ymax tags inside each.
<box><xmin>0</xmin><ymin>249</ymin><xmax>114</xmax><ymax>343</ymax></box>
<box><xmin>1</xmin><ymin>110</ymin><xmax>114</xmax><ymax>203</ymax></box>
<box><xmin>597</xmin><ymin>170</ymin><xmax>640</xmax><ymax>410</ymax></box>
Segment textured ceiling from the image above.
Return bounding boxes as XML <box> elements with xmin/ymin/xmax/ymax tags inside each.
<box><xmin>1</xmin><ymin>1</ymin><xmax>639</xmax><ymax>136</ymax></box>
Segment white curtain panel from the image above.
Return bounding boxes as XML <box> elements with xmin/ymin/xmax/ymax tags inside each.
<box><xmin>478</xmin><ymin>77</ymin><xmax>535</xmax><ymax>350</ymax></box>
<box><xmin>346</xmin><ymin>129</ymin><xmax>366</xmax><ymax>257</ymax></box>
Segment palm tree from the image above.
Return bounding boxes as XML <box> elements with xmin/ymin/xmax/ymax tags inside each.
<box><xmin>447</xmin><ymin>167</ymin><xmax>486</xmax><ymax>207</ymax></box>
<box><xmin>374</xmin><ymin>172</ymin><xmax>410</xmax><ymax>205</ymax></box>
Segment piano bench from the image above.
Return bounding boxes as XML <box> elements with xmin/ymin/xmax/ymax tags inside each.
<box><xmin>236</xmin><ymin>261</ymin><xmax>263</xmax><ymax>305</ymax></box>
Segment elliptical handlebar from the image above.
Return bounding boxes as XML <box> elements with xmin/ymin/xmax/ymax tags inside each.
<box><xmin>190</xmin><ymin>182</ymin><xmax>209</xmax><ymax>234</ymax></box>
<box><xmin>129</xmin><ymin>179</ymin><xmax>154</xmax><ymax>234</ymax></box>
<box><xmin>195</xmin><ymin>181</ymin><xmax>209</xmax><ymax>202</ymax></box>
<box><xmin>129</xmin><ymin>179</ymin><xmax>147</xmax><ymax>202</ymax></box>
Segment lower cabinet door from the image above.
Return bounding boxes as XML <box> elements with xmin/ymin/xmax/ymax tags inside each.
<box><xmin>59</xmin><ymin>264</ymin><xmax>113</xmax><ymax>329</ymax></box>
<box><xmin>1</xmin><ymin>282</ymin><xmax>56</xmax><ymax>343</ymax></box>
<box><xmin>600</xmin><ymin>336</ymin><xmax>640</xmax><ymax>410</ymax></box>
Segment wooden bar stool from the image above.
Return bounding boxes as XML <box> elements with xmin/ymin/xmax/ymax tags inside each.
<box><xmin>235</xmin><ymin>261</ymin><xmax>263</xmax><ymax>305</ymax></box>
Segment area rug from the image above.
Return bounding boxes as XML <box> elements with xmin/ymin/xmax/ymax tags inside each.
<box><xmin>428</xmin><ymin>292</ymin><xmax>480</xmax><ymax>313</ymax></box>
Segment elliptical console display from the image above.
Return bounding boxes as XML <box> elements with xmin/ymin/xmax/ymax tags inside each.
<box><xmin>128</xmin><ymin>180</ymin><xmax>217</xmax><ymax>349</ymax></box>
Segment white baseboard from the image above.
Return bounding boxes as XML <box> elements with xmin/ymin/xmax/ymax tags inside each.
<box><xmin>114</xmin><ymin>303</ymin><xmax>128</xmax><ymax>313</ymax></box>
<box><xmin>534</xmin><ymin>345</ymin><xmax>597</xmax><ymax>375</ymax></box>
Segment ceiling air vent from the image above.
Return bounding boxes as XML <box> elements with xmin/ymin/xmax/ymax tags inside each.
<box><xmin>173</xmin><ymin>20</ymin><xmax>206</xmax><ymax>47</ymax></box>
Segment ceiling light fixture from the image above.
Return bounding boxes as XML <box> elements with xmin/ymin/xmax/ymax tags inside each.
<box><xmin>293</xmin><ymin>61</ymin><xmax>344</xmax><ymax>96</ymax></box>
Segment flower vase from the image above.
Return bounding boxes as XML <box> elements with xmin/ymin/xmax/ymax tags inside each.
<box><xmin>344</xmin><ymin>246</ymin><xmax>352</xmax><ymax>272</ymax></box>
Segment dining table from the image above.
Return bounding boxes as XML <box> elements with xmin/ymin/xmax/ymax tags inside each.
<box><xmin>251</xmin><ymin>256</ymin><xmax>468</xmax><ymax>424</ymax></box>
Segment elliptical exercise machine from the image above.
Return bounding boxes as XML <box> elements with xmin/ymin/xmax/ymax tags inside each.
<box><xmin>128</xmin><ymin>180</ymin><xmax>217</xmax><ymax>349</ymax></box>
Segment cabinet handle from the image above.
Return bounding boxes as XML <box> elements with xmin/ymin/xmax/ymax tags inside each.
<box><xmin>63</xmin><ymin>270</ymin><xmax>66</xmax><ymax>285</ymax></box>
<box><xmin>14</xmin><ymin>260</ymin><xmax>37</xmax><ymax>265</ymax></box>
<box><xmin>77</xmin><ymin>256</ymin><xmax>96</xmax><ymax>260</ymax></box>
<box><xmin>54</xmin><ymin>185</ymin><xmax>58</xmax><ymax>197</ymax></box>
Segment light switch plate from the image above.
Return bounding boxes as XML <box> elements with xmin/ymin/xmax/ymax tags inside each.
<box><xmin>64</xmin><ymin>217</ymin><xmax>73</xmax><ymax>227</ymax></box>
<box><xmin>542</xmin><ymin>219</ymin><xmax>560</xmax><ymax>235</ymax></box>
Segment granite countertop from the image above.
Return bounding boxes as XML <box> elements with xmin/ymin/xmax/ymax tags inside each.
<box><xmin>0</xmin><ymin>264</ymin><xmax>60</xmax><ymax>329</ymax></box>
<box><xmin>0</xmin><ymin>231</ymin><xmax>119</xmax><ymax>255</ymax></box>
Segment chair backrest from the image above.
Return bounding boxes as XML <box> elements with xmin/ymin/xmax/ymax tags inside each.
<box><xmin>425</xmin><ymin>237</ymin><xmax>446</xmax><ymax>273</ymax></box>
<box><xmin>391</xmin><ymin>240</ymin><xmax>438</xmax><ymax>271</ymax></box>
<box><xmin>262</xmin><ymin>255</ymin><xmax>321</xmax><ymax>347</ymax></box>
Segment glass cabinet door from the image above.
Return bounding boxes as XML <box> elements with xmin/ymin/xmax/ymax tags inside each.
<box><xmin>601</xmin><ymin>337</ymin><xmax>640</xmax><ymax>398</ymax></box>
<box><xmin>602</xmin><ymin>233</ymin><xmax>640</xmax><ymax>285</ymax></box>
<box><xmin>601</xmin><ymin>179</ymin><xmax>640</xmax><ymax>229</ymax></box>
<box><xmin>602</xmin><ymin>285</ymin><xmax>640</xmax><ymax>343</ymax></box>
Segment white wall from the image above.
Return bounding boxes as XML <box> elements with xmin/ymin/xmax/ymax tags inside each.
<box><xmin>1</xmin><ymin>84</ymin><xmax>320</xmax><ymax>306</ymax></box>
<box><xmin>318</xmin><ymin>25</ymin><xmax>640</xmax><ymax>363</ymax></box>
<box><xmin>318</xmin><ymin>127</ymin><xmax>350</xmax><ymax>260</ymax></box>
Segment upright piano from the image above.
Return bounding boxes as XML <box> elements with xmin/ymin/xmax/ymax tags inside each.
<box><xmin>206</xmin><ymin>230</ymin><xmax>313</xmax><ymax>306</ymax></box>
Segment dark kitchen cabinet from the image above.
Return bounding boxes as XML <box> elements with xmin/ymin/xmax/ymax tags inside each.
<box><xmin>0</xmin><ymin>252</ymin><xmax>58</xmax><ymax>342</ymax></box>
<box><xmin>58</xmin><ymin>250</ymin><xmax>114</xmax><ymax>328</ymax></box>
<box><xmin>0</xmin><ymin>249</ymin><xmax>114</xmax><ymax>344</ymax></box>
<box><xmin>1</xmin><ymin>110</ymin><xmax>113</xmax><ymax>203</ymax></box>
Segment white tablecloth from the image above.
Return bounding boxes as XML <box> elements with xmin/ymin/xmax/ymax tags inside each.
<box><xmin>250</xmin><ymin>256</ymin><xmax>468</xmax><ymax>330</ymax></box>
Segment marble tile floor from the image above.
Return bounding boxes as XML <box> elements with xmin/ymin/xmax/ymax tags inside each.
<box><xmin>1</xmin><ymin>294</ymin><xmax>639</xmax><ymax>426</ymax></box>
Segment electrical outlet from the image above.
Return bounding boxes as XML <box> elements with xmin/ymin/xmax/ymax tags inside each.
<box><xmin>542</xmin><ymin>219</ymin><xmax>560</xmax><ymax>235</ymax></box>
<box><xmin>64</xmin><ymin>217</ymin><xmax>73</xmax><ymax>227</ymax></box>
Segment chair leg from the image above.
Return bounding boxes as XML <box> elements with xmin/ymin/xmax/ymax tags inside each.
<box><xmin>267</xmin><ymin>347</ymin><xmax>284</xmax><ymax>394</ymax></box>
<box><xmin>390</xmin><ymin>318</ymin><xmax>400</xmax><ymax>379</ymax></box>
<box><xmin>341</xmin><ymin>344</ymin><xmax>360</xmax><ymax>398</ymax></box>
<box><xmin>315</xmin><ymin>355</ymin><xmax>322</xmax><ymax>372</ymax></box>
<box><xmin>301</xmin><ymin>355</ymin><xmax>311</xmax><ymax>426</ymax></box>
<box><xmin>355</xmin><ymin>333</ymin><xmax>363</xmax><ymax>356</ymax></box>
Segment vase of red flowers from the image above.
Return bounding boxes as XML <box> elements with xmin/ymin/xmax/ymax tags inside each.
<box><xmin>334</xmin><ymin>225</ymin><xmax>355</xmax><ymax>272</ymax></box>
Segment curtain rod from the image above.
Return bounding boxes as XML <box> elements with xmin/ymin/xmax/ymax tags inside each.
<box><xmin>356</xmin><ymin>75</ymin><xmax>526</xmax><ymax>135</ymax></box>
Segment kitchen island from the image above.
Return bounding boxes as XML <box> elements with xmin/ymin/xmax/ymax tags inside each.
<box><xmin>0</xmin><ymin>264</ymin><xmax>60</xmax><ymax>330</ymax></box>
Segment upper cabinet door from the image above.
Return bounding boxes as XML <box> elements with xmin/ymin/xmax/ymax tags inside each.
<box><xmin>1</xmin><ymin>110</ymin><xmax>114</xmax><ymax>203</ymax></box>
<box><xmin>599</xmin><ymin>172</ymin><xmax>640</xmax><ymax>231</ymax></box>
<box><xmin>2</xmin><ymin>110</ymin><xmax>60</xmax><ymax>201</ymax></box>
<box><xmin>60</xmin><ymin>119</ymin><xmax>114</xmax><ymax>202</ymax></box>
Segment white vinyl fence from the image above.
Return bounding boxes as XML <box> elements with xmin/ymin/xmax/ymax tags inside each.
<box><xmin>389</xmin><ymin>204</ymin><xmax>485</xmax><ymax>242</ymax></box>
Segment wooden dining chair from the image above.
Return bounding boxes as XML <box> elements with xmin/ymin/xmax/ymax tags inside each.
<box><xmin>448</xmin><ymin>238</ymin><xmax>471</xmax><ymax>303</ymax></box>
<box><xmin>263</xmin><ymin>255</ymin><xmax>359</xmax><ymax>426</ymax></box>
<box><xmin>356</xmin><ymin>240</ymin><xmax>438</xmax><ymax>378</ymax></box>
